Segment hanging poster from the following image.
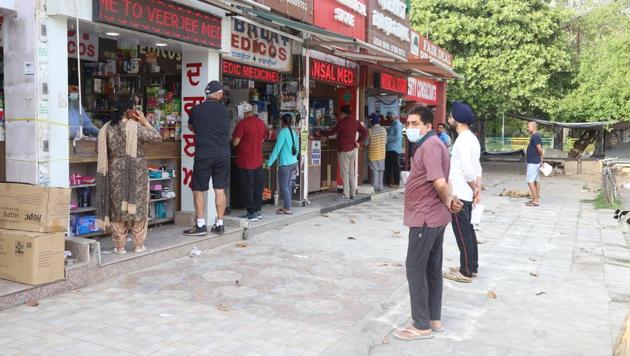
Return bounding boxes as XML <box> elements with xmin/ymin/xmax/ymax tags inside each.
<box><xmin>280</xmin><ymin>81</ymin><xmax>298</xmax><ymax>110</ymax></box>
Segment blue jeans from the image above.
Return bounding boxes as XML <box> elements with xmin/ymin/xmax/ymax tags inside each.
<box><xmin>278</xmin><ymin>163</ymin><xmax>297</xmax><ymax>210</ymax></box>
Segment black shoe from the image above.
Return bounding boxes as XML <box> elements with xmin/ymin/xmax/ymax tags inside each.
<box><xmin>183</xmin><ymin>225</ymin><xmax>207</xmax><ymax>236</ymax></box>
<box><xmin>210</xmin><ymin>224</ymin><xmax>225</xmax><ymax>234</ymax></box>
<box><xmin>248</xmin><ymin>213</ymin><xmax>259</xmax><ymax>221</ymax></box>
<box><xmin>256</xmin><ymin>211</ymin><xmax>263</xmax><ymax>220</ymax></box>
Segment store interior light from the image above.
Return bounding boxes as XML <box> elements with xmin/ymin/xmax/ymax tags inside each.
<box><xmin>155</xmin><ymin>43</ymin><xmax>167</xmax><ymax>47</ymax></box>
<box><xmin>380</xmin><ymin>93</ymin><xmax>388</xmax><ymax>96</ymax></box>
<box><xmin>105</xmin><ymin>32</ymin><xmax>119</xmax><ymax>36</ymax></box>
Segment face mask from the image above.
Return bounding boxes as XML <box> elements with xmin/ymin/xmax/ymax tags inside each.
<box><xmin>69</xmin><ymin>93</ymin><xmax>79</xmax><ymax>100</ymax></box>
<box><xmin>406</xmin><ymin>128</ymin><xmax>424</xmax><ymax>143</ymax></box>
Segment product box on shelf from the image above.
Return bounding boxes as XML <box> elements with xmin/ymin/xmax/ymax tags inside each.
<box><xmin>0</xmin><ymin>229</ymin><xmax>65</xmax><ymax>285</ymax></box>
<box><xmin>0</xmin><ymin>183</ymin><xmax>71</xmax><ymax>233</ymax></box>
<box><xmin>71</xmin><ymin>215</ymin><xmax>100</xmax><ymax>236</ymax></box>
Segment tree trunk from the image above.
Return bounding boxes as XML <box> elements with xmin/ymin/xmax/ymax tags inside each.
<box><xmin>478</xmin><ymin>117</ymin><xmax>486</xmax><ymax>152</ymax></box>
<box><xmin>553</xmin><ymin>127</ymin><xmax>563</xmax><ymax>150</ymax></box>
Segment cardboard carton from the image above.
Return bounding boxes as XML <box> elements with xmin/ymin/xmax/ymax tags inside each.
<box><xmin>0</xmin><ymin>183</ymin><xmax>71</xmax><ymax>233</ymax></box>
<box><xmin>0</xmin><ymin>229</ymin><xmax>65</xmax><ymax>285</ymax></box>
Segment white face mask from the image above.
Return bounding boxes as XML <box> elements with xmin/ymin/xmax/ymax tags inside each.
<box><xmin>69</xmin><ymin>93</ymin><xmax>79</xmax><ymax>100</ymax></box>
<box><xmin>406</xmin><ymin>128</ymin><xmax>424</xmax><ymax>143</ymax></box>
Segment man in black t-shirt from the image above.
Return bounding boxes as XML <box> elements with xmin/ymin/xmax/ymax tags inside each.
<box><xmin>525</xmin><ymin>121</ymin><xmax>544</xmax><ymax>207</ymax></box>
<box><xmin>184</xmin><ymin>81</ymin><xmax>230</xmax><ymax>236</ymax></box>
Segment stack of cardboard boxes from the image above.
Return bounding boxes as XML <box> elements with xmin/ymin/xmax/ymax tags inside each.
<box><xmin>0</xmin><ymin>183</ymin><xmax>70</xmax><ymax>285</ymax></box>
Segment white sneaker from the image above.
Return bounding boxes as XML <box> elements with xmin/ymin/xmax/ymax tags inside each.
<box><xmin>113</xmin><ymin>248</ymin><xmax>127</xmax><ymax>255</ymax></box>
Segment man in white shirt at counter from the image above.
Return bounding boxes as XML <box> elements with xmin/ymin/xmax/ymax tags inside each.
<box><xmin>443</xmin><ymin>101</ymin><xmax>482</xmax><ymax>284</ymax></box>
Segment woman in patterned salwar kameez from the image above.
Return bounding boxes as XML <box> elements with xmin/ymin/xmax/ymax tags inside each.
<box><xmin>95</xmin><ymin>100</ymin><xmax>162</xmax><ymax>254</ymax></box>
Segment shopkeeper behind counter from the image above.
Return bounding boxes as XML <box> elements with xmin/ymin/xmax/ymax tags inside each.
<box><xmin>69</xmin><ymin>86</ymin><xmax>99</xmax><ymax>139</ymax></box>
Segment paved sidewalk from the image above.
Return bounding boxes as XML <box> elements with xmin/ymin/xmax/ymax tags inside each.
<box><xmin>0</xmin><ymin>165</ymin><xmax>628</xmax><ymax>355</ymax></box>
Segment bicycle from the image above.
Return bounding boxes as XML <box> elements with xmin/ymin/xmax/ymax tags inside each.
<box><xmin>602</xmin><ymin>157</ymin><xmax>620</xmax><ymax>204</ymax></box>
<box><xmin>601</xmin><ymin>158</ymin><xmax>630</xmax><ymax>203</ymax></box>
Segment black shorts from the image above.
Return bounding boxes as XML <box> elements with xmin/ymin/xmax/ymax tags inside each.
<box><xmin>191</xmin><ymin>157</ymin><xmax>230</xmax><ymax>191</ymax></box>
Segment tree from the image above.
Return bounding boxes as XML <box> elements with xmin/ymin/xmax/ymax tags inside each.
<box><xmin>411</xmin><ymin>0</ymin><xmax>573</xmax><ymax>149</ymax></box>
<box><xmin>552</xmin><ymin>1</ymin><xmax>630</xmax><ymax>122</ymax></box>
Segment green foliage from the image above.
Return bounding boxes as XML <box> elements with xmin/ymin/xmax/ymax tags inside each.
<box><xmin>411</xmin><ymin>0</ymin><xmax>573</xmax><ymax>123</ymax></box>
<box><xmin>552</xmin><ymin>1</ymin><xmax>630</xmax><ymax>122</ymax></box>
<box><xmin>594</xmin><ymin>191</ymin><xmax>622</xmax><ymax>209</ymax></box>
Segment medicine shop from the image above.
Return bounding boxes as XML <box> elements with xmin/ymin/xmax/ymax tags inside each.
<box><xmin>221</xmin><ymin>18</ymin><xmax>294</xmax><ymax>210</ymax></box>
<box><xmin>61</xmin><ymin>0</ymin><xmax>224</xmax><ymax>238</ymax></box>
<box><xmin>308</xmin><ymin>52</ymin><xmax>358</xmax><ymax>193</ymax></box>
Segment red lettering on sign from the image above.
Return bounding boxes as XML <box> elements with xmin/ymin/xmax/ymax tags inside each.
<box><xmin>182</xmin><ymin>167</ymin><xmax>193</xmax><ymax>188</ymax></box>
<box><xmin>310</xmin><ymin>59</ymin><xmax>356</xmax><ymax>87</ymax></box>
<box><xmin>183</xmin><ymin>134</ymin><xmax>196</xmax><ymax>158</ymax></box>
<box><xmin>186</xmin><ymin>63</ymin><xmax>202</xmax><ymax>86</ymax></box>
<box><xmin>96</xmin><ymin>0</ymin><xmax>222</xmax><ymax>49</ymax></box>
<box><xmin>222</xmin><ymin>60</ymin><xmax>280</xmax><ymax>83</ymax></box>
<box><xmin>183</xmin><ymin>96</ymin><xmax>205</xmax><ymax>117</ymax></box>
<box><xmin>379</xmin><ymin>72</ymin><xmax>408</xmax><ymax>95</ymax></box>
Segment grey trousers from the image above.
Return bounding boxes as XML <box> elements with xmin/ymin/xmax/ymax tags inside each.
<box><xmin>338</xmin><ymin>150</ymin><xmax>357</xmax><ymax>198</ymax></box>
<box><xmin>406</xmin><ymin>225</ymin><xmax>446</xmax><ymax>330</ymax></box>
<box><xmin>369</xmin><ymin>160</ymin><xmax>385</xmax><ymax>191</ymax></box>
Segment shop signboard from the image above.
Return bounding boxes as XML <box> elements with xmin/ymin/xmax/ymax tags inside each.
<box><xmin>67</xmin><ymin>30</ymin><xmax>99</xmax><ymax>62</ymax></box>
<box><xmin>226</xmin><ymin>19</ymin><xmax>292</xmax><ymax>72</ymax></box>
<box><xmin>314</xmin><ymin>0</ymin><xmax>367</xmax><ymax>40</ymax></box>
<box><xmin>223</xmin><ymin>60</ymin><xmax>280</xmax><ymax>83</ymax></box>
<box><xmin>410</xmin><ymin>30</ymin><xmax>420</xmax><ymax>57</ymax></box>
<box><xmin>259</xmin><ymin>0</ymin><xmax>313</xmax><ymax>23</ymax></box>
<box><xmin>374</xmin><ymin>72</ymin><xmax>407</xmax><ymax>95</ymax></box>
<box><xmin>410</xmin><ymin>30</ymin><xmax>453</xmax><ymax>67</ymax></box>
<box><xmin>367</xmin><ymin>0</ymin><xmax>410</xmax><ymax>58</ymax></box>
<box><xmin>310</xmin><ymin>59</ymin><xmax>356</xmax><ymax>87</ymax></box>
<box><xmin>93</xmin><ymin>0</ymin><xmax>222</xmax><ymax>49</ymax></box>
<box><xmin>407</xmin><ymin>77</ymin><xmax>437</xmax><ymax>105</ymax></box>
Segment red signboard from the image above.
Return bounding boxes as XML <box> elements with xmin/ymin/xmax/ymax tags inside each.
<box><xmin>406</xmin><ymin>77</ymin><xmax>438</xmax><ymax>105</ymax></box>
<box><xmin>223</xmin><ymin>60</ymin><xmax>280</xmax><ymax>83</ymax></box>
<box><xmin>94</xmin><ymin>0</ymin><xmax>222</xmax><ymax>49</ymax></box>
<box><xmin>314</xmin><ymin>0</ymin><xmax>366</xmax><ymax>40</ymax></box>
<box><xmin>310</xmin><ymin>59</ymin><xmax>356</xmax><ymax>87</ymax></box>
<box><xmin>376</xmin><ymin>72</ymin><xmax>407</xmax><ymax>95</ymax></box>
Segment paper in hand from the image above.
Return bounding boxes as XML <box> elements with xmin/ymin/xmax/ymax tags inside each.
<box><xmin>471</xmin><ymin>204</ymin><xmax>485</xmax><ymax>225</ymax></box>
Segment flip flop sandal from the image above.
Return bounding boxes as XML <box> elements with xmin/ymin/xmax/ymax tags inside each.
<box><xmin>432</xmin><ymin>327</ymin><xmax>446</xmax><ymax>333</ymax></box>
<box><xmin>276</xmin><ymin>209</ymin><xmax>293</xmax><ymax>215</ymax></box>
<box><xmin>443</xmin><ymin>270</ymin><xmax>473</xmax><ymax>283</ymax></box>
<box><xmin>393</xmin><ymin>327</ymin><xmax>433</xmax><ymax>341</ymax></box>
<box><xmin>449</xmin><ymin>267</ymin><xmax>477</xmax><ymax>277</ymax></box>
<box><xmin>524</xmin><ymin>202</ymin><xmax>540</xmax><ymax>207</ymax></box>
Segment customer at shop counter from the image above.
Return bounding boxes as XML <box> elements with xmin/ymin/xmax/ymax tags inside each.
<box><xmin>184</xmin><ymin>81</ymin><xmax>231</xmax><ymax>236</ymax></box>
<box><xmin>232</xmin><ymin>102</ymin><xmax>267</xmax><ymax>221</ymax></box>
<box><xmin>95</xmin><ymin>100</ymin><xmax>162</xmax><ymax>255</ymax></box>
<box><xmin>69</xmin><ymin>86</ymin><xmax>100</xmax><ymax>139</ymax></box>
<box><xmin>385</xmin><ymin>112</ymin><xmax>403</xmax><ymax>188</ymax></box>
<box><xmin>267</xmin><ymin>113</ymin><xmax>299</xmax><ymax>215</ymax></box>
<box><xmin>442</xmin><ymin>101</ymin><xmax>482</xmax><ymax>284</ymax></box>
<box><xmin>394</xmin><ymin>106</ymin><xmax>463</xmax><ymax>341</ymax></box>
<box><xmin>368</xmin><ymin>114</ymin><xmax>387</xmax><ymax>192</ymax></box>
<box><xmin>437</xmin><ymin>123</ymin><xmax>451</xmax><ymax>148</ymax></box>
<box><xmin>320</xmin><ymin>105</ymin><xmax>368</xmax><ymax>200</ymax></box>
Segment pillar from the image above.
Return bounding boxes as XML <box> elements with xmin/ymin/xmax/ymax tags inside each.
<box><xmin>434</xmin><ymin>80</ymin><xmax>447</xmax><ymax>125</ymax></box>
<box><xmin>5</xmin><ymin>1</ymin><xmax>68</xmax><ymax>187</ymax></box>
<box><xmin>181</xmin><ymin>50</ymin><xmax>221</xmax><ymax>223</ymax></box>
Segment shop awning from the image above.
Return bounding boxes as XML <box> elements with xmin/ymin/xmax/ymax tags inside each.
<box><xmin>508</xmin><ymin>113</ymin><xmax>615</xmax><ymax>129</ymax></box>
<box><xmin>246</xmin><ymin>8</ymin><xmax>407</xmax><ymax>63</ymax></box>
<box><xmin>390</xmin><ymin>58</ymin><xmax>463</xmax><ymax>80</ymax></box>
